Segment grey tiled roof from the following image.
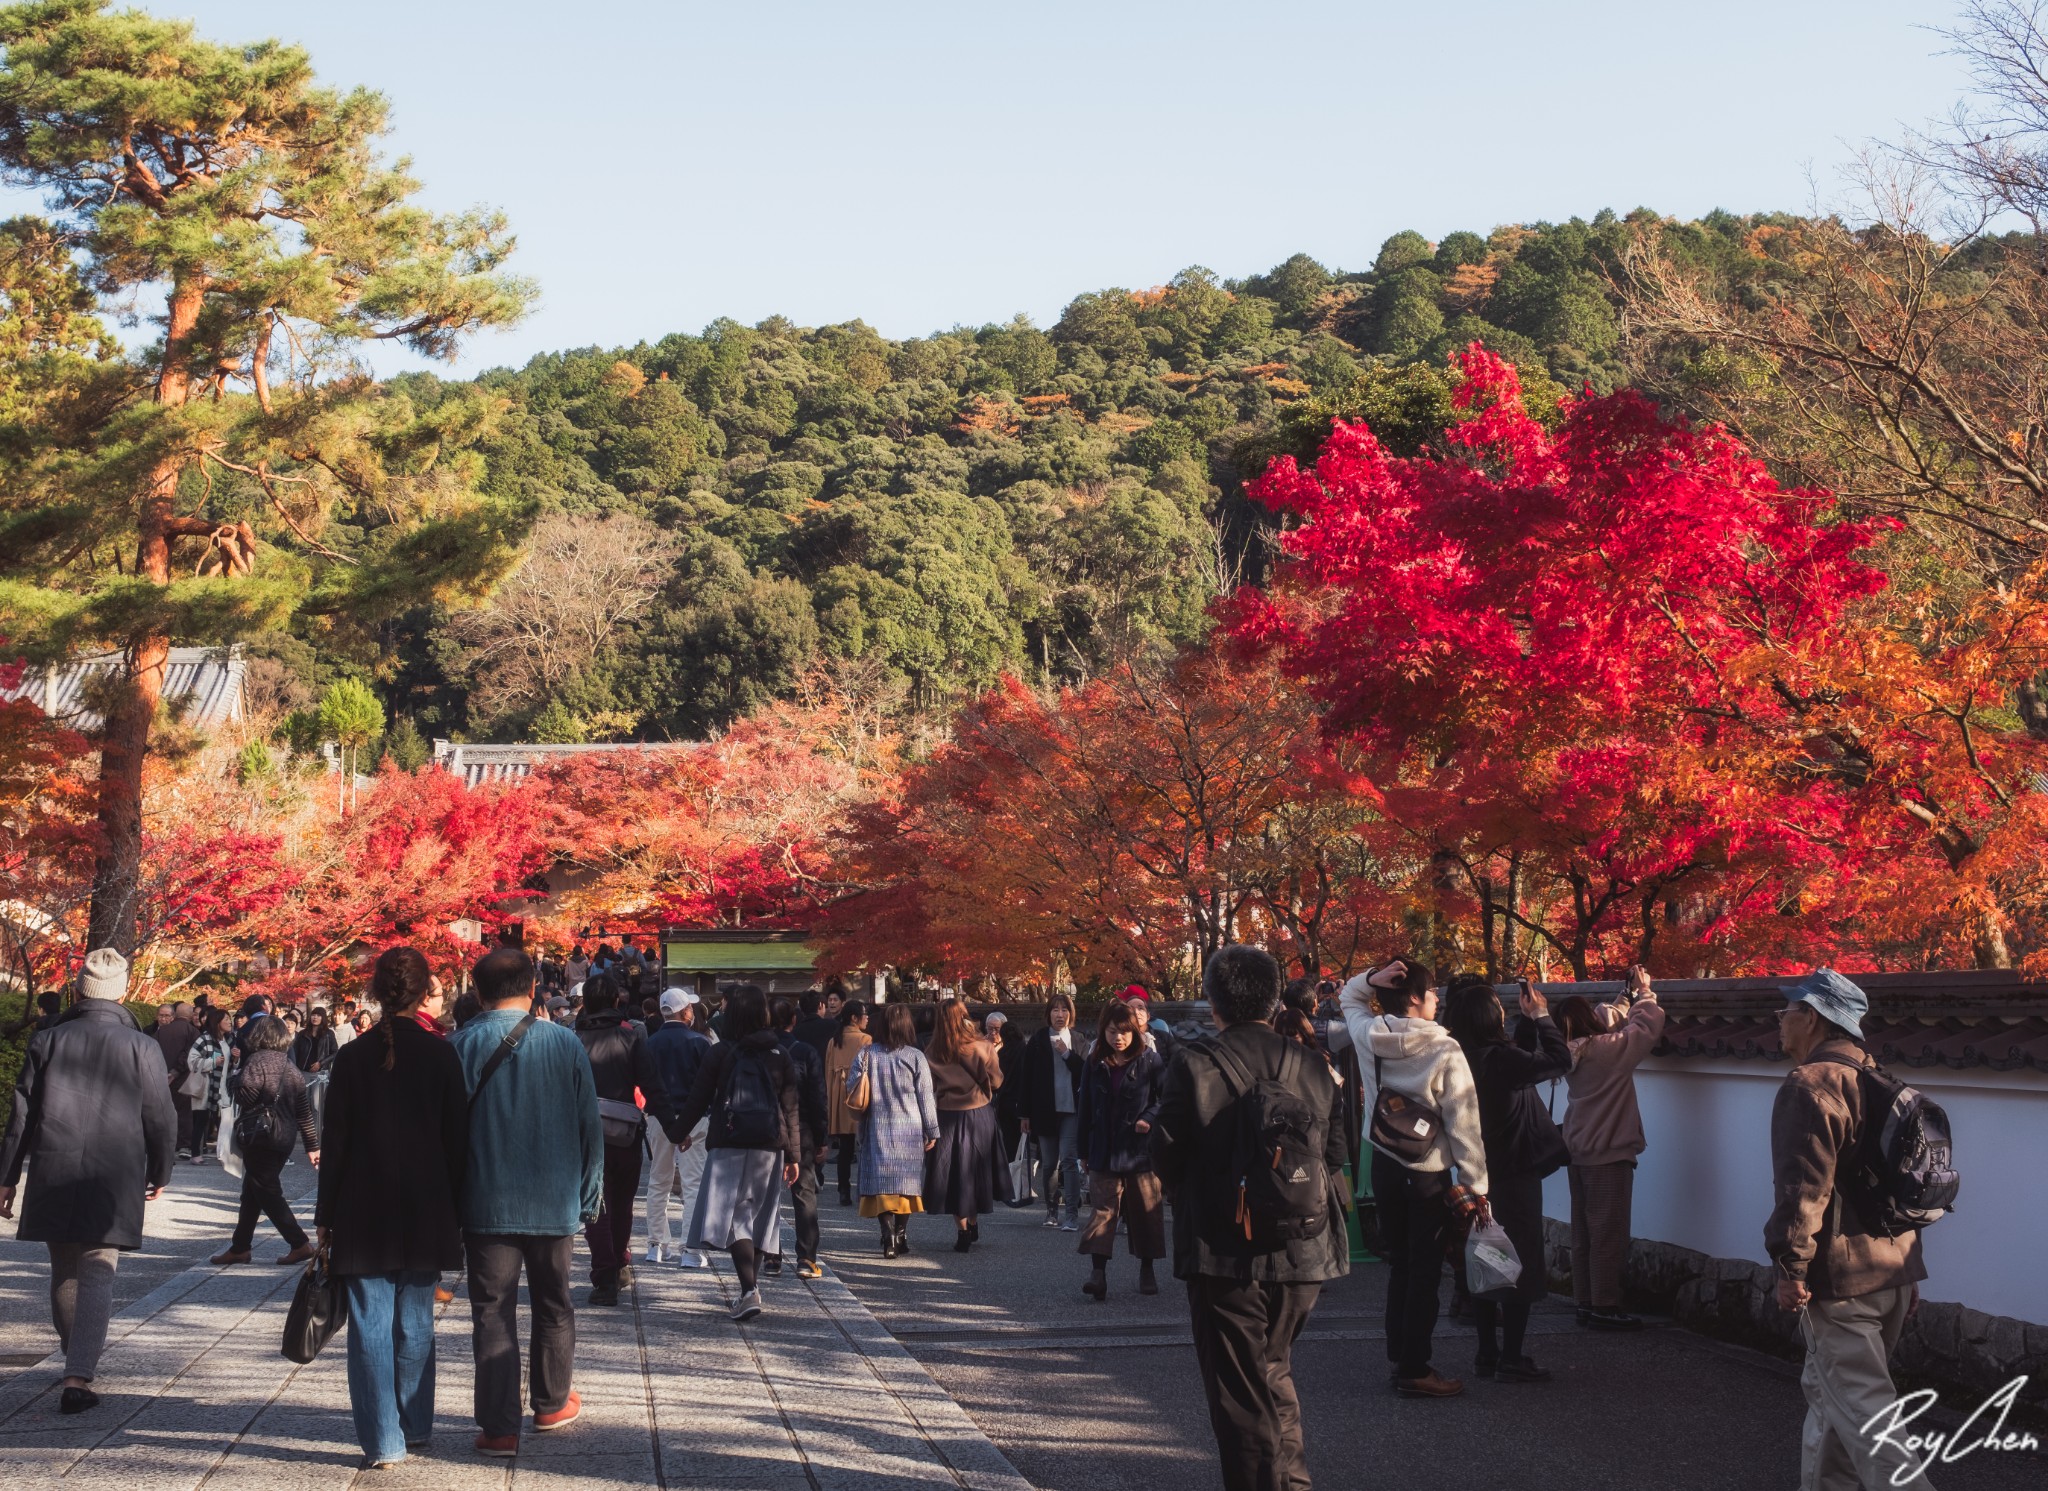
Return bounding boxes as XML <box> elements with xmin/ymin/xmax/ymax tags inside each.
<box><xmin>430</xmin><ymin>738</ymin><xmax>675</xmax><ymax>787</ymax></box>
<box><xmin>1</xmin><ymin>646</ymin><xmax>246</xmax><ymax>732</ymax></box>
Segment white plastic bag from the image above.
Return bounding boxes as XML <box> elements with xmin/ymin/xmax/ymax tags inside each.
<box><xmin>1464</xmin><ymin>1215</ymin><xmax>1522</xmax><ymax>1300</ymax></box>
<box><xmin>1008</xmin><ymin>1145</ymin><xmax>1035</xmax><ymax>1205</ymax></box>
<box><xmin>217</xmin><ymin>1102</ymin><xmax>245</xmax><ymax>1180</ymax></box>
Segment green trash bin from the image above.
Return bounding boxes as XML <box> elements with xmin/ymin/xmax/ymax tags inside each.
<box><xmin>1344</xmin><ymin>1162</ymin><xmax>1380</xmax><ymax>1263</ymax></box>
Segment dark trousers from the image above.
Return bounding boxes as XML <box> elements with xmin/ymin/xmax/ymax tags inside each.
<box><xmin>833</xmin><ymin>1135</ymin><xmax>857</xmax><ymax>1199</ymax></box>
<box><xmin>231</xmin><ymin>1144</ymin><xmax>307</xmax><ymax>1251</ymax></box>
<box><xmin>581</xmin><ymin>1141</ymin><xmax>644</xmax><ymax>1286</ymax></box>
<box><xmin>1371</xmin><ymin>1148</ymin><xmax>1453</xmax><ymax>1379</ymax></box>
<box><xmin>776</xmin><ymin>1157</ymin><xmax>820</xmax><ymax>1265</ymax></box>
<box><xmin>465</xmin><ymin>1233</ymin><xmax>576</xmax><ymax>1438</ymax></box>
<box><xmin>171</xmin><ymin>1091</ymin><xmax>195</xmax><ymax>1154</ymax></box>
<box><xmin>193</xmin><ymin>1101</ymin><xmax>220</xmax><ymax>1156</ymax></box>
<box><xmin>1187</xmin><ymin>1275</ymin><xmax>1321</xmax><ymax>1491</ymax></box>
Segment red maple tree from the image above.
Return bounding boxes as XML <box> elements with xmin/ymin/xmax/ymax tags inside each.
<box><xmin>1226</xmin><ymin>346</ymin><xmax>1935</xmax><ymax>976</ymax></box>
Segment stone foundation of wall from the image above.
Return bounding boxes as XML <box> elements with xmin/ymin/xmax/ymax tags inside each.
<box><xmin>1540</xmin><ymin>1219</ymin><xmax>2048</xmax><ymax>1406</ymax></box>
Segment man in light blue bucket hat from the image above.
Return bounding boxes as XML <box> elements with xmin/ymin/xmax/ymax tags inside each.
<box><xmin>1765</xmin><ymin>967</ymin><xmax>1932</xmax><ymax>1491</ymax></box>
<box><xmin>1783</xmin><ymin>967</ymin><xmax>1867</xmax><ymax>1040</ymax></box>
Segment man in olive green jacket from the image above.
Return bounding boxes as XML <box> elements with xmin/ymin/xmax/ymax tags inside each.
<box><xmin>1766</xmin><ymin>968</ymin><xmax>1930</xmax><ymax>1491</ymax></box>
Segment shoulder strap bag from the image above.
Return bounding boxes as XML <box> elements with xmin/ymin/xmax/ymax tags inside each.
<box><xmin>1367</xmin><ymin>1019</ymin><xmax>1445</xmax><ymax>1167</ymax></box>
<box><xmin>469</xmin><ymin>1012</ymin><xmax>538</xmax><ymax>1113</ymax></box>
<box><xmin>844</xmin><ymin>1045</ymin><xmax>874</xmax><ymax>1115</ymax></box>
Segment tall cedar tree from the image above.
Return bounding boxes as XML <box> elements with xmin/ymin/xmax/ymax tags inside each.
<box><xmin>0</xmin><ymin>0</ymin><xmax>532</xmax><ymax>953</ymax></box>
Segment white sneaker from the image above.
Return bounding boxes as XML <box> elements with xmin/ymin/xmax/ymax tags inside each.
<box><xmin>644</xmin><ymin>1244</ymin><xmax>667</xmax><ymax>1265</ymax></box>
<box><xmin>677</xmin><ymin>1250</ymin><xmax>709</xmax><ymax>1270</ymax></box>
<box><xmin>731</xmin><ymin>1288</ymin><xmax>764</xmax><ymax>1322</ymax></box>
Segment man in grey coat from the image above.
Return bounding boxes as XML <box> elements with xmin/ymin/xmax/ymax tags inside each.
<box><xmin>0</xmin><ymin>949</ymin><xmax>177</xmax><ymax>1415</ymax></box>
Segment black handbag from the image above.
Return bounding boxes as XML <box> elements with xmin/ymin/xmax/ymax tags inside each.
<box><xmin>234</xmin><ymin>1097</ymin><xmax>294</xmax><ymax>1153</ymax></box>
<box><xmin>281</xmin><ymin>1250</ymin><xmax>348</xmax><ymax>1363</ymax></box>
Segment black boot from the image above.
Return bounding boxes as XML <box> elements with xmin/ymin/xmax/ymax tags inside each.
<box><xmin>1138</xmin><ymin>1259</ymin><xmax>1158</xmax><ymax>1296</ymax></box>
<box><xmin>1081</xmin><ymin>1260</ymin><xmax>1108</xmax><ymax>1301</ymax></box>
<box><xmin>880</xmin><ymin>1217</ymin><xmax>898</xmax><ymax>1259</ymax></box>
<box><xmin>894</xmin><ymin>1215</ymin><xmax>913</xmax><ymax>1255</ymax></box>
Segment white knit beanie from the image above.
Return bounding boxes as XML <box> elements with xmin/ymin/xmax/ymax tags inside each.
<box><xmin>80</xmin><ymin>947</ymin><xmax>129</xmax><ymax>1001</ymax></box>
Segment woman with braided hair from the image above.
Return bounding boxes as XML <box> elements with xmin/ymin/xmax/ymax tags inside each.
<box><xmin>314</xmin><ymin>946</ymin><xmax>469</xmax><ymax>1469</ymax></box>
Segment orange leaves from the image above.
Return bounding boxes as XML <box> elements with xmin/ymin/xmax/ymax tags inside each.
<box><xmin>951</xmin><ymin>395</ymin><xmax>1020</xmax><ymax>438</ymax></box>
<box><xmin>1440</xmin><ymin>262</ymin><xmax>1500</xmax><ymax>311</ymax></box>
<box><xmin>523</xmin><ymin>687</ymin><xmax>897</xmax><ymax>933</ymax></box>
<box><xmin>818</xmin><ymin>653</ymin><xmax>1407</xmax><ymax>989</ymax></box>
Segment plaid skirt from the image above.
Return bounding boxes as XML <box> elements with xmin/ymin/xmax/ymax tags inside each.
<box><xmin>686</xmin><ymin>1147</ymin><xmax>786</xmax><ymax>1252</ymax></box>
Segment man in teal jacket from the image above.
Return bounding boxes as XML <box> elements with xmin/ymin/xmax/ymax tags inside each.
<box><xmin>452</xmin><ymin>947</ymin><xmax>603</xmax><ymax>1457</ymax></box>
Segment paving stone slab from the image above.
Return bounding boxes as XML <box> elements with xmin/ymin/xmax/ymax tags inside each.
<box><xmin>2</xmin><ymin>1211</ymin><xmax>1037</xmax><ymax>1491</ymax></box>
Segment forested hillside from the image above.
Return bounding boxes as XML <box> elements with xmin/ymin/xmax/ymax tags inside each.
<box><xmin>294</xmin><ymin>209</ymin><xmax>1781</xmax><ymax>748</ymax></box>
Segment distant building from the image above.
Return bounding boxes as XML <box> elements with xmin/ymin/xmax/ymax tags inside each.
<box><xmin>660</xmin><ymin>927</ymin><xmax>819</xmax><ymax>997</ymax></box>
<box><xmin>429</xmin><ymin>738</ymin><xmax>672</xmax><ymax>788</ymax></box>
<box><xmin>0</xmin><ymin>645</ymin><xmax>246</xmax><ymax>732</ymax></box>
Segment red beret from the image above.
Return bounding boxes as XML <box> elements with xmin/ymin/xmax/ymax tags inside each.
<box><xmin>1122</xmin><ymin>984</ymin><xmax>1149</xmax><ymax>1002</ymax></box>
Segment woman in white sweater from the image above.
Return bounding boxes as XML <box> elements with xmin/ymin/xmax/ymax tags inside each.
<box><xmin>1340</xmin><ymin>958</ymin><xmax>1487</xmax><ymax>1399</ymax></box>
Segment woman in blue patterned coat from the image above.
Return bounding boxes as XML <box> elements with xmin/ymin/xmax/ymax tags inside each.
<box><xmin>847</xmin><ymin>1003</ymin><xmax>939</xmax><ymax>1258</ymax></box>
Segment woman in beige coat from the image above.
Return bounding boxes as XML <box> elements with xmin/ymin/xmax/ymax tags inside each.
<box><xmin>823</xmin><ymin>1001</ymin><xmax>870</xmax><ymax>1205</ymax></box>
<box><xmin>1552</xmin><ymin>965</ymin><xmax>1667</xmax><ymax>1331</ymax></box>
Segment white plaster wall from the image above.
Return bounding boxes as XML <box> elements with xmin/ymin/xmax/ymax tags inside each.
<box><xmin>1538</xmin><ymin>1057</ymin><xmax>2048</xmax><ymax>1326</ymax></box>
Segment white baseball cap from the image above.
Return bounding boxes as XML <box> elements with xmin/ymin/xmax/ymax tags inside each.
<box><xmin>659</xmin><ymin>987</ymin><xmax>700</xmax><ymax>1014</ymax></box>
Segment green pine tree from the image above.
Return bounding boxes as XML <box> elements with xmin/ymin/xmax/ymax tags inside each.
<box><xmin>0</xmin><ymin>0</ymin><xmax>534</xmax><ymax>953</ymax></box>
<box><xmin>384</xmin><ymin>716</ymin><xmax>431</xmax><ymax>772</ymax></box>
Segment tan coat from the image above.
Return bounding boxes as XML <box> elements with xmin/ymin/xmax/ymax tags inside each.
<box><xmin>1562</xmin><ymin>992</ymin><xmax>1666</xmax><ymax>1167</ymax></box>
<box><xmin>825</xmin><ymin>1029</ymin><xmax>871</xmax><ymax>1137</ymax></box>
<box><xmin>1765</xmin><ymin>1038</ymin><xmax>1927</xmax><ymax>1301</ymax></box>
<box><xmin>929</xmin><ymin>1039</ymin><xmax>1002</xmax><ymax>1112</ymax></box>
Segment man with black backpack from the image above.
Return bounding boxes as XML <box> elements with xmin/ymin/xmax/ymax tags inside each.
<box><xmin>1768</xmin><ymin>968</ymin><xmax>1958</xmax><ymax>1491</ymax></box>
<box><xmin>1152</xmin><ymin>945</ymin><xmax>1348</xmax><ymax>1491</ymax></box>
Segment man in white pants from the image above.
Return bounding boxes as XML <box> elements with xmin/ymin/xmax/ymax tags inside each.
<box><xmin>644</xmin><ymin>990</ymin><xmax>713</xmax><ymax>1268</ymax></box>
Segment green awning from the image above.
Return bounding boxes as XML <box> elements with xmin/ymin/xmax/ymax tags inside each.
<box><xmin>664</xmin><ymin>940</ymin><xmax>816</xmax><ymax>973</ymax></box>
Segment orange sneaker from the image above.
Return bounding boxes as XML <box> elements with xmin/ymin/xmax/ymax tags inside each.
<box><xmin>534</xmin><ymin>1392</ymin><xmax>581</xmax><ymax>1432</ymax></box>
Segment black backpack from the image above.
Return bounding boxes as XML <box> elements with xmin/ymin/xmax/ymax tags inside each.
<box><xmin>1208</xmin><ymin>1040</ymin><xmax>1330</xmax><ymax>1244</ymax></box>
<box><xmin>720</xmin><ymin>1045</ymin><xmax>785</xmax><ymax>1150</ymax></box>
<box><xmin>1814</xmin><ymin>1054</ymin><xmax>1960</xmax><ymax>1236</ymax></box>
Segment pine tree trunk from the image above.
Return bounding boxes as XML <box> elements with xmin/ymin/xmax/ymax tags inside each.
<box><xmin>86</xmin><ymin>274</ymin><xmax>205</xmax><ymax>956</ymax></box>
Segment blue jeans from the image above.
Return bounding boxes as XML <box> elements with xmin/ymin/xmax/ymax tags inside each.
<box><xmin>344</xmin><ymin>1271</ymin><xmax>440</xmax><ymax>1463</ymax></box>
<box><xmin>1038</xmin><ymin>1112</ymin><xmax>1084</xmax><ymax>1220</ymax></box>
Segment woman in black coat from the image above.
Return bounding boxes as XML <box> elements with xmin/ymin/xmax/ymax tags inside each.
<box><xmin>1020</xmin><ymin>994</ymin><xmax>1087</xmax><ymax>1226</ymax></box>
<box><xmin>1074</xmin><ymin>1001</ymin><xmax>1166</xmax><ymax>1300</ymax></box>
<box><xmin>315</xmin><ymin>947</ymin><xmax>468</xmax><ymax>1469</ymax></box>
<box><xmin>1444</xmin><ymin>976</ymin><xmax>1571</xmax><ymax>1384</ymax></box>
<box><xmin>211</xmin><ymin>1016</ymin><xmax>320</xmax><ymax>1266</ymax></box>
<box><xmin>290</xmin><ymin>1007</ymin><xmax>339</xmax><ymax>1074</ymax></box>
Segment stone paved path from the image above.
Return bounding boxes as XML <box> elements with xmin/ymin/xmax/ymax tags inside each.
<box><xmin>1</xmin><ymin>1168</ymin><xmax>1030</xmax><ymax>1491</ymax></box>
<box><xmin>8</xmin><ymin>1160</ymin><xmax>2045</xmax><ymax>1491</ymax></box>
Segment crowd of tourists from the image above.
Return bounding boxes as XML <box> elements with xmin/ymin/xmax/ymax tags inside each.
<box><xmin>0</xmin><ymin>940</ymin><xmax>1935</xmax><ymax>1491</ymax></box>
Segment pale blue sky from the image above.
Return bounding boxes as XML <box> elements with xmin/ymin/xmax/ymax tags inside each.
<box><xmin>7</xmin><ymin>1</ymin><xmax>1972</xmax><ymax>373</ymax></box>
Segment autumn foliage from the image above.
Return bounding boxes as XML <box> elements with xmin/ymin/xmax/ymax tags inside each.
<box><xmin>1226</xmin><ymin>347</ymin><xmax>2048</xmax><ymax>975</ymax></box>
<box><xmin>10</xmin><ymin>348</ymin><xmax>2048</xmax><ymax>1003</ymax></box>
<box><xmin>818</xmin><ymin>651</ymin><xmax>1410</xmax><ymax>993</ymax></box>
